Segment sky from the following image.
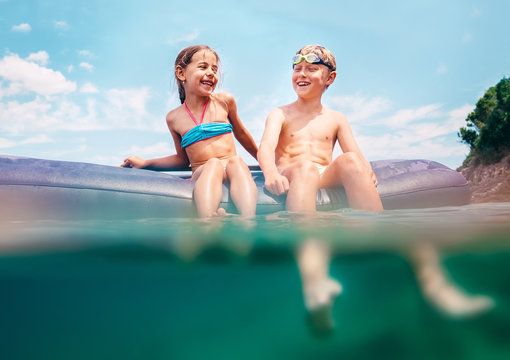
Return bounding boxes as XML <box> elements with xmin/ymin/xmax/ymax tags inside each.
<box><xmin>1</xmin><ymin>0</ymin><xmax>509</xmax><ymax>170</ymax></box>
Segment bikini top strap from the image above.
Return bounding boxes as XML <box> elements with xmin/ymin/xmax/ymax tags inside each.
<box><xmin>184</xmin><ymin>98</ymin><xmax>209</xmax><ymax>126</ymax></box>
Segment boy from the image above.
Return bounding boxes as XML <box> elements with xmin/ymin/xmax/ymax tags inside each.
<box><xmin>258</xmin><ymin>45</ymin><xmax>382</xmax><ymax>331</ymax></box>
<box><xmin>258</xmin><ymin>44</ymin><xmax>383</xmax><ymax>213</ymax></box>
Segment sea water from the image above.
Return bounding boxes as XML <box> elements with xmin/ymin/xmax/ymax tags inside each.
<box><xmin>1</xmin><ymin>203</ymin><xmax>510</xmax><ymax>360</ymax></box>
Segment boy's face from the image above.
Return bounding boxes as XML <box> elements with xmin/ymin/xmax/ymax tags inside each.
<box><xmin>292</xmin><ymin>61</ymin><xmax>335</xmax><ymax>99</ymax></box>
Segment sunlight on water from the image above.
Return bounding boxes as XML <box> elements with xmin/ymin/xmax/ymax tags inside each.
<box><xmin>1</xmin><ymin>203</ymin><xmax>510</xmax><ymax>360</ymax></box>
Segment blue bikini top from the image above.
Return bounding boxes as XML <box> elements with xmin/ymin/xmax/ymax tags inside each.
<box><xmin>181</xmin><ymin>98</ymin><xmax>233</xmax><ymax>149</ymax></box>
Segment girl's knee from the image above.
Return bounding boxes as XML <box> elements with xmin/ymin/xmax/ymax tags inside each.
<box><xmin>226</xmin><ymin>155</ymin><xmax>244</xmax><ymax>167</ymax></box>
<box><xmin>202</xmin><ymin>158</ymin><xmax>224</xmax><ymax>175</ymax></box>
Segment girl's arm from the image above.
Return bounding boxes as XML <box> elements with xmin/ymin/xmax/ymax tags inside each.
<box><xmin>122</xmin><ymin>116</ymin><xmax>190</xmax><ymax>171</ymax></box>
<box><xmin>224</xmin><ymin>93</ymin><xmax>258</xmax><ymax>160</ymax></box>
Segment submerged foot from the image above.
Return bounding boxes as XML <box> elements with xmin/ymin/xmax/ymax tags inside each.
<box><xmin>411</xmin><ymin>243</ymin><xmax>494</xmax><ymax>318</ymax></box>
<box><xmin>304</xmin><ymin>277</ymin><xmax>342</xmax><ymax>332</ymax></box>
<box><xmin>422</xmin><ymin>277</ymin><xmax>494</xmax><ymax>317</ymax></box>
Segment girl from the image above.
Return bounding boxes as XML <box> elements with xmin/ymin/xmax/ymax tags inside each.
<box><xmin>122</xmin><ymin>45</ymin><xmax>258</xmax><ymax>217</ymax></box>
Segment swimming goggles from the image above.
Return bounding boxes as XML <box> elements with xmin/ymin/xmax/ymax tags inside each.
<box><xmin>292</xmin><ymin>53</ymin><xmax>333</xmax><ymax>70</ymax></box>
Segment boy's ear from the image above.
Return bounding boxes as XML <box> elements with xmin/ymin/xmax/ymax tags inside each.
<box><xmin>326</xmin><ymin>71</ymin><xmax>337</xmax><ymax>86</ymax></box>
<box><xmin>175</xmin><ymin>65</ymin><xmax>186</xmax><ymax>82</ymax></box>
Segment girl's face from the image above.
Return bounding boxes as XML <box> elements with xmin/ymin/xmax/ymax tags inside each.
<box><xmin>177</xmin><ymin>50</ymin><xmax>219</xmax><ymax>98</ymax></box>
<box><xmin>291</xmin><ymin>61</ymin><xmax>335</xmax><ymax>99</ymax></box>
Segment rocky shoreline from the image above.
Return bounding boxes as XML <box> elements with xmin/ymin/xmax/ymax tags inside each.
<box><xmin>457</xmin><ymin>155</ymin><xmax>510</xmax><ymax>203</ymax></box>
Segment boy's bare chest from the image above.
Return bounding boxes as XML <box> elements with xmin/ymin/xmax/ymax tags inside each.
<box><xmin>281</xmin><ymin>117</ymin><xmax>336</xmax><ymax>142</ymax></box>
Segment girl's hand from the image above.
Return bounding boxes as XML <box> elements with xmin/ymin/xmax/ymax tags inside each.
<box><xmin>121</xmin><ymin>155</ymin><xmax>146</xmax><ymax>169</ymax></box>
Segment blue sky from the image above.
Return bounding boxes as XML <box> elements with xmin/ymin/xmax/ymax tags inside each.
<box><xmin>1</xmin><ymin>0</ymin><xmax>509</xmax><ymax>169</ymax></box>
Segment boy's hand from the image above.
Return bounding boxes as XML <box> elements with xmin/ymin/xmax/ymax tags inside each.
<box><xmin>121</xmin><ymin>155</ymin><xmax>146</xmax><ymax>169</ymax></box>
<box><xmin>368</xmin><ymin>169</ymin><xmax>378</xmax><ymax>187</ymax></box>
<box><xmin>264</xmin><ymin>173</ymin><xmax>290</xmax><ymax>195</ymax></box>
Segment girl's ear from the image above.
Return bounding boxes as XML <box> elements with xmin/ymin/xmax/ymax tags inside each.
<box><xmin>175</xmin><ymin>65</ymin><xmax>186</xmax><ymax>82</ymax></box>
<box><xmin>326</xmin><ymin>71</ymin><xmax>337</xmax><ymax>86</ymax></box>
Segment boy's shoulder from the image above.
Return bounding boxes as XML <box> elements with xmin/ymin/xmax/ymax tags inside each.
<box><xmin>323</xmin><ymin>107</ymin><xmax>348</xmax><ymax>123</ymax></box>
<box><xmin>266</xmin><ymin>105</ymin><xmax>288</xmax><ymax>123</ymax></box>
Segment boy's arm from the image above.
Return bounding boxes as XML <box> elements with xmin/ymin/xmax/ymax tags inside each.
<box><xmin>225</xmin><ymin>93</ymin><xmax>258</xmax><ymax>160</ymax></box>
<box><xmin>258</xmin><ymin>108</ymin><xmax>290</xmax><ymax>195</ymax></box>
<box><xmin>121</xmin><ymin>116</ymin><xmax>190</xmax><ymax>171</ymax></box>
<box><xmin>336</xmin><ymin>113</ymin><xmax>378</xmax><ymax>185</ymax></box>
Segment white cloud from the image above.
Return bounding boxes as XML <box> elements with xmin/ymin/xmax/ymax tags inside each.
<box><xmin>128</xmin><ymin>142</ymin><xmax>174</xmax><ymax>157</ymax></box>
<box><xmin>436</xmin><ymin>63</ymin><xmax>447</xmax><ymax>74</ymax></box>
<box><xmin>25</xmin><ymin>51</ymin><xmax>49</xmax><ymax>66</ymax></box>
<box><xmin>353</xmin><ymin>103</ymin><xmax>472</xmax><ymax>164</ymax></box>
<box><xmin>327</xmin><ymin>94</ymin><xmax>391</xmax><ymax>123</ymax></box>
<box><xmin>80</xmin><ymin>82</ymin><xmax>99</xmax><ymax>93</ymax></box>
<box><xmin>54</xmin><ymin>20</ymin><xmax>69</xmax><ymax>29</ymax></box>
<box><xmin>382</xmin><ymin>103</ymin><xmax>443</xmax><ymax>128</ymax></box>
<box><xmin>0</xmin><ymin>85</ymin><xmax>165</xmax><ymax>135</ymax></box>
<box><xmin>462</xmin><ymin>33</ymin><xmax>472</xmax><ymax>43</ymax></box>
<box><xmin>167</xmin><ymin>30</ymin><xmax>200</xmax><ymax>45</ymax></box>
<box><xmin>0</xmin><ymin>54</ymin><xmax>76</xmax><ymax>96</ymax></box>
<box><xmin>77</xmin><ymin>50</ymin><xmax>95</xmax><ymax>58</ymax></box>
<box><xmin>79</xmin><ymin>62</ymin><xmax>94</xmax><ymax>72</ymax></box>
<box><xmin>67</xmin><ymin>65</ymin><xmax>74</xmax><ymax>73</ymax></box>
<box><xmin>0</xmin><ymin>134</ymin><xmax>53</xmax><ymax>149</ymax></box>
<box><xmin>11</xmin><ymin>23</ymin><xmax>31</xmax><ymax>32</ymax></box>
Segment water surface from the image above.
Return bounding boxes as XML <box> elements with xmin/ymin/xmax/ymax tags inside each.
<box><xmin>1</xmin><ymin>203</ymin><xmax>510</xmax><ymax>360</ymax></box>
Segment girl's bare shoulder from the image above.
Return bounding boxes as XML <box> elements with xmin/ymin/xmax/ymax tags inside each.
<box><xmin>166</xmin><ymin>104</ymin><xmax>184</xmax><ymax>126</ymax></box>
<box><xmin>212</xmin><ymin>92</ymin><xmax>235</xmax><ymax>108</ymax></box>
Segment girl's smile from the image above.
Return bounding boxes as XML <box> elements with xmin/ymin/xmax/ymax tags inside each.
<box><xmin>178</xmin><ymin>50</ymin><xmax>219</xmax><ymax>97</ymax></box>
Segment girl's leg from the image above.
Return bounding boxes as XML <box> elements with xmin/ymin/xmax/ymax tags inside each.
<box><xmin>225</xmin><ymin>156</ymin><xmax>257</xmax><ymax>216</ymax></box>
<box><xmin>192</xmin><ymin>158</ymin><xmax>225</xmax><ymax>217</ymax></box>
<box><xmin>281</xmin><ymin>160</ymin><xmax>320</xmax><ymax>212</ymax></box>
<box><xmin>319</xmin><ymin>152</ymin><xmax>383</xmax><ymax>212</ymax></box>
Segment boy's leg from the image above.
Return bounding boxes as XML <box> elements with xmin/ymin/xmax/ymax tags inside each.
<box><xmin>281</xmin><ymin>160</ymin><xmax>321</xmax><ymax>212</ymax></box>
<box><xmin>225</xmin><ymin>156</ymin><xmax>257</xmax><ymax>216</ymax></box>
<box><xmin>298</xmin><ymin>238</ymin><xmax>342</xmax><ymax>331</ymax></box>
<box><xmin>192</xmin><ymin>158</ymin><xmax>226</xmax><ymax>217</ymax></box>
<box><xmin>319</xmin><ymin>152</ymin><xmax>383</xmax><ymax>212</ymax></box>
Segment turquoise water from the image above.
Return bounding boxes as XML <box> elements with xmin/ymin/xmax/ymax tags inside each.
<box><xmin>1</xmin><ymin>203</ymin><xmax>510</xmax><ymax>360</ymax></box>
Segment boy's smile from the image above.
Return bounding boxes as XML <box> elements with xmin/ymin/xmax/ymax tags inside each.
<box><xmin>293</xmin><ymin>64</ymin><xmax>328</xmax><ymax>97</ymax></box>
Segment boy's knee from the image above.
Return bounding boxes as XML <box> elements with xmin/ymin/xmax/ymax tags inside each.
<box><xmin>339</xmin><ymin>152</ymin><xmax>364</xmax><ymax>175</ymax></box>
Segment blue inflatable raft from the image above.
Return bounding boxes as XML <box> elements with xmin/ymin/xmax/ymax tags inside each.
<box><xmin>0</xmin><ymin>155</ymin><xmax>470</xmax><ymax>220</ymax></box>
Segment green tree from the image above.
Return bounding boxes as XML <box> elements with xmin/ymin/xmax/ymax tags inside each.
<box><xmin>459</xmin><ymin>77</ymin><xmax>510</xmax><ymax>164</ymax></box>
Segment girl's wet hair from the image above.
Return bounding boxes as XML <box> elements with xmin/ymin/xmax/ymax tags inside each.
<box><xmin>174</xmin><ymin>45</ymin><xmax>220</xmax><ymax>104</ymax></box>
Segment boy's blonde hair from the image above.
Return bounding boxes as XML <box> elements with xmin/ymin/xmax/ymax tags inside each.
<box><xmin>296</xmin><ymin>44</ymin><xmax>336</xmax><ymax>72</ymax></box>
